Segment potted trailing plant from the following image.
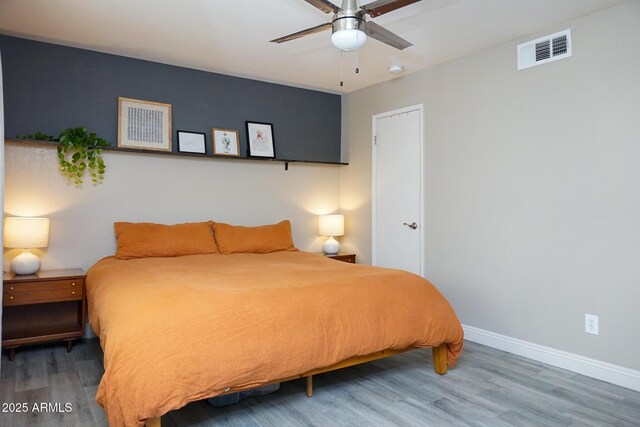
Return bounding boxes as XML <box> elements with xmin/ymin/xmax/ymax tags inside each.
<box><xmin>57</xmin><ymin>127</ymin><xmax>110</xmax><ymax>185</ymax></box>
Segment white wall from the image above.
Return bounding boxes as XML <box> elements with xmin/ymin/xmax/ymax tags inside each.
<box><xmin>341</xmin><ymin>1</ymin><xmax>640</xmax><ymax>371</ymax></box>
<box><xmin>1</xmin><ymin>49</ymin><xmax>5</xmax><ymax>373</ymax></box>
<box><xmin>4</xmin><ymin>145</ymin><xmax>341</xmax><ymax>271</ymax></box>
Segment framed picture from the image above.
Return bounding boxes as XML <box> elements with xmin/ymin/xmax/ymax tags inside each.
<box><xmin>246</xmin><ymin>121</ymin><xmax>275</xmax><ymax>158</ymax></box>
<box><xmin>212</xmin><ymin>128</ymin><xmax>240</xmax><ymax>157</ymax></box>
<box><xmin>118</xmin><ymin>97</ymin><xmax>172</xmax><ymax>152</ymax></box>
<box><xmin>177</xmin><ymin>130</ymin><xmax>207</xmax><ymax>154</ymax></box>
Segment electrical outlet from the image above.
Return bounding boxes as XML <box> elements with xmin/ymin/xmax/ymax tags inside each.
<box><xmin>585</xmin><ymin>314</ymin><xmax>599</xmax><ymax>335</ymax></box>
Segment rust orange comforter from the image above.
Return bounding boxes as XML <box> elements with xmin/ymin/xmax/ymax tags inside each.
<box><xmin>87</xmin><ymin>251</ymin><xmax>463</xmax><ymax>426</ymax></box>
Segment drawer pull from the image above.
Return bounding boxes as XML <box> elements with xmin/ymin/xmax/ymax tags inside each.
<box><xmin>71</xmin><ymin>291</ymin><xmax>76</xmax><ymax>295</ymax></box>
<box><xmin>71</xmin><ymin>282</ymin><xmax>77</xmax><ymax>287</ymax></box>
<box><xmin>10</xmin><ymin>286</ymin><xmax>14</xmax><ymax>290</ymax></box>
<box><xmin>9</xmin><ymin>296</ymin><xmax>14</xmax><ymax>300</ymax></box>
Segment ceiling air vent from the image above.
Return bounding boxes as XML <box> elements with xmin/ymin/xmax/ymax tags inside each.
<box><xmin>517</xmin><ymin>29</ymin><xmax>572</xmax><ymax>70</ymax></box>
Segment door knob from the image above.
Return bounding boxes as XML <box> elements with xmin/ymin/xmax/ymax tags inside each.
<box><xmin>403</xmin><ymin>222</ymin><xmax>418</xmax><ymax>230</ymax></box>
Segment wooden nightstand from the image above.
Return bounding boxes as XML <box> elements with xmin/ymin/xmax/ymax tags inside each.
<box><xmin>325</xmin><ymin>253</ymin><xmax>356</xmax><ymax>264</ymax></box>
<box><xmin>2</xmin><ymin>269</ymin><xmax>86</xmax><ymax>361</ymax></box>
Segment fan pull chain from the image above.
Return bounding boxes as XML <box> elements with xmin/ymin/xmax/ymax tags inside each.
<box><xmin>340</xmin><ymin>50</ymin><xmax>344</xmax><ymax>87</ymax></box>
<box><xmin>355</xmin><ymin>31</ymin><xmax>360</xmax><ymax>74</ymax></box>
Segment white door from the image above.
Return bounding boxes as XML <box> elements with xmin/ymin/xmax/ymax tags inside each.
<box><xmin>372</xmin><ymin>105</ymin><xmax>423</xmax><ymax>275</ymax></box>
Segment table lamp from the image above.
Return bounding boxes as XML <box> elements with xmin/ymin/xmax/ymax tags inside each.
<box><xmin>4</xmin><ymin>217</ymin><xmax>50</xmax><ymax>275</ymax></box>
<box><xmin>318</xmin><ymin>214</ymin><xmax>344</xmax><ymax>255</ymax></box>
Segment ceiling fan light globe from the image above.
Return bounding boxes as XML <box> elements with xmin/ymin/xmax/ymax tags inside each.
<box><xmin>331</xmin><ymin>29</ymin><xmax>367</xmax><ymax>51</ymax></box>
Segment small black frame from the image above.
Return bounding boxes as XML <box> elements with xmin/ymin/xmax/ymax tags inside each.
<box><xmin>177</xmin><ymin>130</ymin><xmax>207</xmax><ymax>154</ymax></box>
<box><xmin>246</xmin><ymin>121</ymin><xmax>276</xmax><ymax>159</ymax></box>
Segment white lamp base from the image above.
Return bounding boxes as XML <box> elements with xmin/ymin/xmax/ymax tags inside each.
<box><xmin>11</xmin><ymin>250</ymin><xmax>41</xmax><ymax>275</ymax></box>
<box><xmin>323</xmin><ymin>236</ymin><xmax>340</xmax><ymax>255</ymax></box>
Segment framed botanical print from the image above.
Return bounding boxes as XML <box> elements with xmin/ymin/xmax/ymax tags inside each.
<box><xmin>212</xmin><ymin>128</ymin><xmax>240</xmax><ymax>156</ymax></box>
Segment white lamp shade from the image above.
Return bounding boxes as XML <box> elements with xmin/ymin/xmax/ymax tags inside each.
<box><xmin>318</xmin><ymin>215</ymin><xmax>344</xmax><ymax>237</ymax></box>
<box><xmin>4</xmin><ymin>217</ymin><xmax>50</xmax><ymax>249</ymax></box>
<box><xmin>331</xmin><ymin>29</ymin><xmax>367</xmax><ymax>52</ymax></box>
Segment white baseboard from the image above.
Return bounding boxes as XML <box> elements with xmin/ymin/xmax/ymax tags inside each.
<box><xmin>463</xmin><ymin>324</ymin><xmax>640</xmax><ymax>392</ymax></box>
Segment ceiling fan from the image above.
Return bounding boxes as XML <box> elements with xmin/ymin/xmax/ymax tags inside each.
<box><xmin>271</xmin><ymin>0</ymin><xmax>421</xmax><ymax>52</ymax></box>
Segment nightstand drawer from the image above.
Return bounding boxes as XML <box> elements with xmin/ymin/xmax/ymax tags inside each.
<box><xmin>326</xmin><ymin>254</ymin><xmax>356</xmax><ymax>264</ymax></box>
<box><xmin>3</xmin><ymin>279</ymin><xmax>84</xmax><ymax>306</ymax></box>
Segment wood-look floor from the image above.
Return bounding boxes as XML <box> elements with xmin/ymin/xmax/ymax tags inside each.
<box><xmin>0</xmin><ymin>339</ymin><xmax>639</xmax><ymax>426</ymax></box>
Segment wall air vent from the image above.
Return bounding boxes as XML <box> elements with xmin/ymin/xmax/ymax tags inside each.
<box><xmin>517</xmin><ymin>29</ymin><xmax>572</xmax><ymax>70</ymax></box>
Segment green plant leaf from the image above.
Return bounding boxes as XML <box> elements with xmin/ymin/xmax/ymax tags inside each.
<box><xmin>57</xmin><ymin>127</ymin><xmax>110</xmax><ymax>185</ymax></box>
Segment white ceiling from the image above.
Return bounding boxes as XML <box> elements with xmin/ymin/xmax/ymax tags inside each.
<box><xmin>0</xmin><ymin>0</ymin><xmax>627</xmax><ymax>93</ymax></box>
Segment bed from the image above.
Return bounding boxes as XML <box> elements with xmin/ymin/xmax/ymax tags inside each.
<box><xmin>86</xmin><ymin>222</ymin><xmax>464</xmax><ymax>427</ymax></box>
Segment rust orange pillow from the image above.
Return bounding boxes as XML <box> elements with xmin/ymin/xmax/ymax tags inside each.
<box><xmin>114</xmin><ymin>221</ymin><xmax>218</xmax><ymax>259</ymax></box>
<box><xmin>213</xmin><ymin>220</ymin><xmax>297</xmax><ymax>254</ymax></box>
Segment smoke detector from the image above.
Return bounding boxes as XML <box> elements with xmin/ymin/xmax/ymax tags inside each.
<box><xmin>388</xmin><ymin>64</ymin><xmax>404</xmax><ymax>74</ymax></box>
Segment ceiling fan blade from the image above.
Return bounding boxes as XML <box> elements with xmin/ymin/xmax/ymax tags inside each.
<box><xmin>361</xmin><ymin>0</ymin><xmax>421</xmax><ymax>18</ymax></box>
<box><xmin>303</xmin><ymin>0</ymin><xmax>341</xmax><ymax>14</ymax></box>
<box><xmin>364</xmin><ymin>21</ymin><xmax>412</xmax><ymax>50</ymax></box>
<box><xmin>270</xmin><ymin>22</ymin><xmax>333</xmax><ymax>43</ymax></box>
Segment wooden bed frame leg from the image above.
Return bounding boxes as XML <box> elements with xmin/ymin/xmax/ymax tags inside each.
<box><xmin>306</xmin><ymin>375</ymin><xmax>313</xmax><ymax>397</ymax></box>
<box><xmin>146</xmin><ymin>416</ymin><xmax>161</xmax><ymax>427</ymax></box>
<box><xmin>432</xmin><ymin>343</ymin><xmax>448</xmax><ymax>375</ymax></box>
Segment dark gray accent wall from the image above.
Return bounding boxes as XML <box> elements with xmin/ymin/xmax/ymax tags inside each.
<box><xmin>0</xmin><ymin>35</ymin><xmax>341</xmax><ymax>162</ymax></box>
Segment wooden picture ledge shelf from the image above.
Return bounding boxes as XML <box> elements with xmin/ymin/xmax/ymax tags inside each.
<box><xmin>5</xmin><ymin>139</ymin><xmax>349</xmax><ymax>168</ymax></box>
